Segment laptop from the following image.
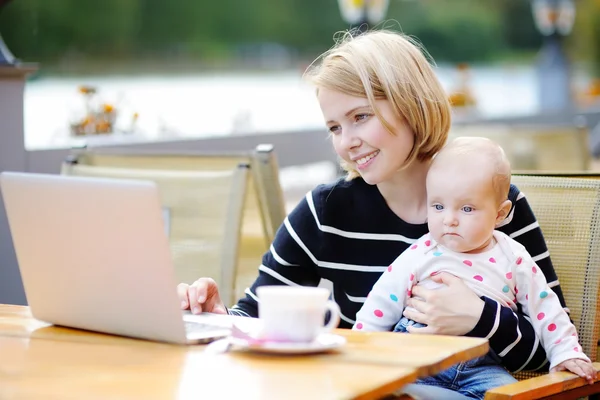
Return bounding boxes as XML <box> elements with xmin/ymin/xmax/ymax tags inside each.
<box><xmin>0</xmin><ymin>171</ymin><xmax>239</xmax><ymax>344</ymax></box>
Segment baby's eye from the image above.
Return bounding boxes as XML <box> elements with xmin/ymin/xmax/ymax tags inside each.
<box><xmin>462</xmin><ymin>206</ymin><xmax>473</xmax><ymax>213</ymax></box>
<box><xmin>433</xmin><ymin>204</ymin><xmax>444</xmax><ymax>211</ymax></box>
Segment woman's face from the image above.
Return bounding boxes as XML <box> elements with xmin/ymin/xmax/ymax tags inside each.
<box><xmin>317</xmin><ymin>88</ymin><xmax>415</xmax><ymax>185</ymax></box>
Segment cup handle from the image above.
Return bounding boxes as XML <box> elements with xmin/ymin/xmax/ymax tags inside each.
<box><xmin>321</xmin><ymin>300</ymin><xmax>341</xmax><ymax>333</ymax></box>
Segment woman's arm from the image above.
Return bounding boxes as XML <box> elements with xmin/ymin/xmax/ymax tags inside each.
<box><xmin>229</xmin><ymin>191</ymin><xmax>323</xmax><ymax>317</ymax></box>
<box><xmin>465</xmin><ymin>295</ymin><xmax>548</xmax><ymax>372</ymax></box>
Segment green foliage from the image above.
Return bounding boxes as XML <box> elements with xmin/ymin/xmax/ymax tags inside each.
<box><xmin>497</xmin><ymin>0</ymin><xmax>542</xmax><ymax>50</ymax></box>
<box><xmin>386</xmin><ymin>0</ymin><xmax>506</xmax><ymax>62</ymax></box>
<box><xmin>0</xmin><ymin>0</ymin><xmax>595</xmax><ymax>70</ymax></box>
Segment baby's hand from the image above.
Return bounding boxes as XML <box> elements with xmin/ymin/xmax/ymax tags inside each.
<box><xmin>551</xmin><ymin>358</ymin><xmax>597</xmax><ymax>385</ymax></box>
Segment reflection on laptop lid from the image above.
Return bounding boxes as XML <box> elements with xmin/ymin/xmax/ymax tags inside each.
<box><xmin>0</xmin><ymin>171</ymin><xmax>238</xmax><ymax>344</ymax></box>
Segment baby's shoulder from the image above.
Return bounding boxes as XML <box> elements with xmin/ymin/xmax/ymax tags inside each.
<box><xmin>493</xmin><ymin>230</ymin><xmax>531</xmax><ymax>261</ymax></box>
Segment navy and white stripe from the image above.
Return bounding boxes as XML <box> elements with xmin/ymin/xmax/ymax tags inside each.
<box><xmin>229</xmin><ymin>178</ymin><xmax>564</xmax><ymax>372</ymax></box>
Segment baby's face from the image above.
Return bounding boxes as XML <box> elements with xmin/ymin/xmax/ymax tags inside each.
<box><xmin>426</xmin><ymin>163</ymin><xmax>501</xmax><ymax>254</ymax></box>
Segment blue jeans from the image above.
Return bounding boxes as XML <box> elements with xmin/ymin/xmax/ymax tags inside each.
<box><xmin>394</xmin><ymin>317</ymin><xmax>517</xmax><ymax>400</ymax></box>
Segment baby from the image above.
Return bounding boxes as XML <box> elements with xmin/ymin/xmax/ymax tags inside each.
<box><xmin>353</xmin><ymin>136</ymin><xmax>595</xmax><ymax>399</ymax></box>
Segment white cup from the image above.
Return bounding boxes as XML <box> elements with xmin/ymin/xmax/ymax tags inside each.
<box><xmin>256</xmin><ymin>286</ymin><xmax>341</xmax><ymax>343</ymax></box>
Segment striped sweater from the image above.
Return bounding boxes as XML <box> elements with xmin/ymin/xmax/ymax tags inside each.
<box><xmin>230</xmin><ymin>177</ymin><xmax>566</xmax><ymax>372</ymax></box>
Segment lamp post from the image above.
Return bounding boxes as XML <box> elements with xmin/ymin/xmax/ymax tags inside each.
<box><xmin>337</xmin><ymin>0</ymin><xmax>390</xmax><ymax>32</ymax></box>
<box><xmin>531</xmin><ymin>0</ymin><xmax>576</xmax><ymax>111</ymax></box>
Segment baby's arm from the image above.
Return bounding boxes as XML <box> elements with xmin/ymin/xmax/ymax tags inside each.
<box><xmin>353</xmin><ymin>243</ymin><xmax>422</xmax><ymax>332</ymax></box>
<box><xmin>515</xmin><ymin>253</ymin><xmax>591</xmax><ymax>372</ymax></box>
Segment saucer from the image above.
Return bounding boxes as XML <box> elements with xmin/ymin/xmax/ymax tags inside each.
<box><xmin>229</xmin><ymin>333</ymin><xmax>346</xmax><ymax>355</ymax></box>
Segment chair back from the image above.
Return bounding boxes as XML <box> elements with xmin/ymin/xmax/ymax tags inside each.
<box><xmin>510</xmin><ymin>175</ymin><xmax>600</xmax><ymax>379</ymax></box>
<box><xmin>62</xmin><ymin>145</ymin><xmax>286</xmax><ymax>303</ymax></box>
<box><xmin>60</xmin><ymin>163</ymin><xmax>249</xmax><ymax>306</ymax></box>
<box><xmin>450</xmin><ymin>125</ymin><xmax>590</xmax><ymax>171</ymax></box>
<box><xmin>65</xmin><ymin>144</ymin><xmax>286</xmax><ymax>244</ymax></box>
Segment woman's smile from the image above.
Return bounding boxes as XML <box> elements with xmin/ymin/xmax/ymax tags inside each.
<box><xmin>354</xmin><ymin>150</ymin><xmax>380</xmax><ymax>170</ymax></box>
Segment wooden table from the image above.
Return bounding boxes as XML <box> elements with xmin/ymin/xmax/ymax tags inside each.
<box><xmin>0</xmin><ymin>305</ymin><xmax>489</xmax><ymax>400</ymax></box>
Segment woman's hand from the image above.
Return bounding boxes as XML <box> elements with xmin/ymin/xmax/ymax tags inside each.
<box><xmin>177</xmin><ymin>277</ymin><xmax>227</xmax><ymax>315</ymax></box>
<box><xmin>402</xmin><ymin>272</ymin><xmax>484</xmax><ymax>335</ymax></box>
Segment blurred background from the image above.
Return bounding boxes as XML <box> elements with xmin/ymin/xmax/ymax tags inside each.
<box><xmin>1</xmin><ymin>0</ymin><xmax>600</xmax><ymax>151</ymax></box>
<box><xmin>2</xmin><ymin>0</ymin><xmax>600</xmax><ymax>306</ymax></box>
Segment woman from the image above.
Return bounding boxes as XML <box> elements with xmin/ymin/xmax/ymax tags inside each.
<box><xmin>178</xmin><ymin>30</ymin><xmax>566</xmax><ymax>399</ymax></box>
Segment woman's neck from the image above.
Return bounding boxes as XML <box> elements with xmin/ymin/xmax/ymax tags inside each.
<box><xmin>376</xmin><ymin>159</ymin><xmax>430</xmax><ymax>225</ymax></box>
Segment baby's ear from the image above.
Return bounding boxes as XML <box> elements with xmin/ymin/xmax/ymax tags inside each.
<box><xmin>496</xmin><ymin>200</ymin><xmax>512</xmax><ymax>223</ymax></box>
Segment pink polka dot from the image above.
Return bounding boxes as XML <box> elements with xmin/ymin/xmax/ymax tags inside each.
<box><xmin>406</xmin><ymin>289</ymin><xmax>412</xmax><ymax>297</ymax></box>
<box><xmin>572</xmin><ymin>333</ymin><xmax>577</xmax><ymax>336</ymax></box>
<box><xmin>574</xmin><ymin>347</ymin><xmax>580</xmax><ymax>352</ymax></box>
<box><xmin>410</xmin><ymin>244</ymin><xmax>418</xmax><ymax>250</ymax></box>
<box><xmin>525</xmin><ymin>294</ymin><xmax>528</xmax><ymax>300</ymax></box>
<box><xmin>537</xmin><ymin>312</ymin><xmax>545</xmax><ymax>320</ymax></box>
<box><xmin>409</xmin><ymin>273</ymin><xmax>414</xmax><ymax>281</ymax></box>
<box><xmin>489</xmin><ymin>257</ymin><xmax>496</xmax><ymax>263</ymax></box>
<box><xmin>387</xmin><ymin>265</ymin><xmax>393</xmax><ymax>272</ymax></box>
<box><xmin>554</xmin><ymin>339</ymin><xmax>562</xmax><ymax>345</ymax></box>
<box><xmin>506</xmin><ymin>272</ymin><xmax>512</xmax><ymax>279</ymax></box>
<box><xmin>463</xmin><ymin>260</ymin><xmax>472</xmax><ymax>267</ymax></box>
<box><xmin>356</xmin><ymin>323</ymin><xmax>363</xmax><ymax>330</ymax></box>
<box><xmin>548</xmin><ymin>323</ymin><xmax>557</xmax><ymax>332</ymax></box>
<box><xmin>515</xmin><ymin>287</ymin><xmax>518</xmax><ymax>294</ymax></box>
<box><xmin>430</xmin><ymin>271</ymin><xmax>439</xmax><ymax>276</ymax></box>
<box><xmin>374</xmin><ymin>310</ymin><xmax>384</xmax><ymax>318</ymax></box>
<box><xmin>473</xmin><ymin>275</ymin><xmax>483</xmax><ymax>282</ymax></box>
<box><xmin>516</xmin><ymin>257</ymin><xmax>523</xmax><ymax>265</ymax></box>
<box><xmin>425</xmin><ymin>240</ymin><xmax>431</xmax><ymax>247</ymax></box>
<box><xmin>532</xmin><ymin>266</ymin><xmax>537</xmax><ymax>274</ymax></box>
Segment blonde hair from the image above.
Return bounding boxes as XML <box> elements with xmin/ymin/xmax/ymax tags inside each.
<box><xmin>304</xmin><ymin>29</ymin><xmax>451</xmax><ymax>180</ymax></box>
<box><xmin>432</xmin><ymin>137</ymin><xmax>512</xmax><ymax>204</ymax></box>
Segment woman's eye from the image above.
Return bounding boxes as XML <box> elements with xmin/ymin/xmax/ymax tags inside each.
<box><xmin>355</xmin><ymin>113</ymin><xmax>370</xmax><ymax>122</ymax></box>
<box><xmin>328</xmin><ymin>125</ymin><xmax>341</xmax><ymax>135</ymax></box>
<box><xmin>462</xmin><ymin>206</ymin><xmax>473</xmax><ymax>213</ymax></box>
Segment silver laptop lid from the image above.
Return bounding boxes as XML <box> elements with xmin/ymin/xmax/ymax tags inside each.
<box><xmin>0</xmin><ymin>172</ymin><xmax>190</xmax><ymax>344</ymax></box>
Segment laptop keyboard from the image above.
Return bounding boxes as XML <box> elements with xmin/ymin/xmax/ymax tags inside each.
<box><xmin>184</xmin><ymin>321</ymin><xmax>229</xmax><ymax>333</ymax></box>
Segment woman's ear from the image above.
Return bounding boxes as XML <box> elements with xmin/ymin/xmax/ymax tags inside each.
<box><xmin>496</xmin><ymin>200</ymin><xmax>512</xmax><ymax>223</ymax></box>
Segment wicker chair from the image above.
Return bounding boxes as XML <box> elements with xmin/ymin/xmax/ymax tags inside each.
<box><xmin>60</xmin><ymin>163</ymin><xmax>249</xmax><ymax>307</ymax></box>
<box><xmin>61</xmin><ymin>144</ymin><xmax>286</xmax><ymax>304</ymax></box>
<box><xmin>485</xmin><ymin>175</ymin><xmax>600</xmax><ymax>399</ymax></box>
